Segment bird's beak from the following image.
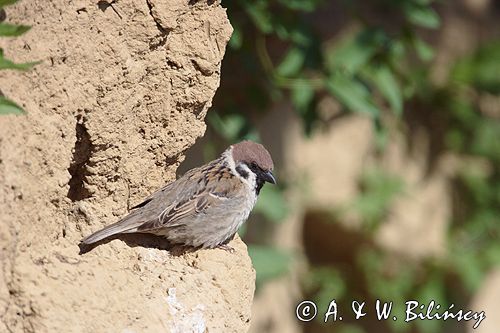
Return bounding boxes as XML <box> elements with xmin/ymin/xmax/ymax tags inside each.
<box><xmin>262</xmin><ymin>170</ymin><xmax>276</xmax><ymax>184</ymax></box>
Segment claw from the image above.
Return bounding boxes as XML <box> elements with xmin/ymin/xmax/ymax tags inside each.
<box><xmin>217</xmin><ymin>244</ymin><xmax>235</xmax><ymax>253</ymax></box>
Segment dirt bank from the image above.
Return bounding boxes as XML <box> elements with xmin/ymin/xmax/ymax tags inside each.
<box><xmin>0</xmin><ymin>0</ymin><xmax>255</xmax><ymax>332</ymax></box>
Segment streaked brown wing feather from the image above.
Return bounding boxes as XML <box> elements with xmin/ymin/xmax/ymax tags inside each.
<box><xmin>137</xmin><ymin>189</ymin><xmax>230</xmax><ymax>231</ymax></box>
<box><xmin>80</xmin><ymin>157</ymin><xmax>241</xmax><ymax>245</ymax></box>
<box><xmin>136</xmin><ymin>161</ymin><xmax>236</xmax><ymax>232</ymax></box>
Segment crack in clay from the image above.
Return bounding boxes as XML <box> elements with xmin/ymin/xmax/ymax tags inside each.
<box><xmin>146</xmin><ymin>0</ymin><xmax>170</xmax><ymax>35</ymax></box>
<box><xmin>67</xmin><ymin>115</ymin><xmax>92</xmax><ymax>202</ymax></box>
<box><xmin>146</xmin><ymin>0</ymin><xmax>171</xmax><ymax>50</ymax></box>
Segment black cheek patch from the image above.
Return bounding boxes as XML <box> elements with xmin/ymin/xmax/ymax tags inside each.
<box><xmin>236</xmin><ymin>165</ymin><xmax>249</xmax><ymax>179</ymax></box>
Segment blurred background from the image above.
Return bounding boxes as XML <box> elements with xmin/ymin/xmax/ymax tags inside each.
<box><xmin>178</xmin><ymin>0</ymin><xmax>500</xmax><ymax>332</ymax></box>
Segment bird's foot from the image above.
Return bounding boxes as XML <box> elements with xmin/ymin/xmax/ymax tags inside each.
<box><xmin>217</xmin><ymin>244</ymin><xmax>235</xmax><ymax>253</ymax></box>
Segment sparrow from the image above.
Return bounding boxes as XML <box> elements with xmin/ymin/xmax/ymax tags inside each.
<box><xmin>80</xmin><ymin>140</ymin><xmax>276</xmax><ymax>250</ymax></box>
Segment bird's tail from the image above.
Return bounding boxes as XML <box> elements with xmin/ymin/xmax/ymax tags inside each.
<box><xmin>80</xmin><ymin>213</ymin><xmax>144</xmax><ymax>245</ymax></box>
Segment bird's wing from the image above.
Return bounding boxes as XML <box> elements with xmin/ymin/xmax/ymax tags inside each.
<box><xmin>129</xmin><ymin>164</ymin><xmax>205</xmax><ymax>210</ymax></box>
<box><xmin>136</xmin><ymin>165</ymin><xmax>241</xmax><ymax>232</ymax></box>
<box><xmin>79</xmin><ymin>161</ymin><xmax>242</xmax><ymax>245</ymax></box>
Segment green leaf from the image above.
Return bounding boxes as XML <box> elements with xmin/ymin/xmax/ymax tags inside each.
<box><xmin>0</xmin><ymin>0</ymin><xmax>21</xmax><ymax>8</ymax></box>
<box><xmin>229</xmin><ymin>25</ymin><xmax>243</xmax><ymax>49</ymax></box>
<box><xmin>290</xmin><ymin>80</ymin><xmax>317</xmax><ymax>135</ymax></box>
<box><xmin>242</xmin><ymin>129</ymin><xmax>260</xmax><ymax>142</ymax></box>
<box><xmin>452</xmin><ymin>251</ymin><xmax>484</xmax><ymax>292</ymax></box>
<box><xmin>485</xmin><ymin>243</ymin><xmax>500</xmax><ymax>266</ymax></box>
<box><xmin>413</xmin><ymin>0</ymin><xmax>433</xmax><ymax>4</ymax></box>
<box><xmin>374</xmin><ymin>117</ymin><xmax>388</xmax><ymax>150</ymax></box>
<box><xmin>0</xmin><ymin>23</ymin><xmax>30</xmax><ymax>36</ymax></box>
<box><xmin>0</xmin><ymin>96</ymin><xmax>24</xmax><ymax>115</ymax></box>
<box><xmin>470</xmin><ymin>120</ymin><xmax>500</xmax><ymax>162</ymax></box>
<box><xmin>365</xmin><ymin>65</ymin><xmax>403</xmax><ymax>116</ymax></box>
<box><xmin>389</xmin><ymin>39</ymin><xmax>406</xmax><ymax>59</ymax></box>
<box><xmin>451</xmin><ymin>41</ymin><xmax>500</xmax><ymax>93</ymax></box>
<box><xmin>248</xmin><ymin>245</ymin><xmax>290</xmax><ymax>286</ymax></box>
<box><xmin>415</xmin><ymin>276</ymin><xmax>447</xmax><ymax>333</ymax></box>
<box><xmin>359</xmin><ymin>248</ymin><xmax>415</xmax><ymax>301</ymax></box>
<box><xmin>326</xmin><ymin>73</ymin><xmax>380</xmax><ymax>116</ymax></box>
<box><xmin>254</xmin><ymin>185</ymin><xmax>288</xmax><ymax>222</ymax></box>
<box><xmin>459</xmin><ymin>167</ymin><xmax>492</xmax><ymax>207</ymax></box>
<box><xmin>337</xmin><ymin>325</ymin><xmax>366</xmax><ymax>333</ymax></box>
<box><xmin>350</xmin><ymin>169</ymin><xmax>404</xmax><ymax>228</ymax></box>
<box><xmin>243</xmin><ymin>1</ymin><xmax>273</xmax><ymax>34</ymax></box>
<box><xmin>405</xmin><ymin>4</ymin><xmax>440</xmax><ymax>29</ymax></box>
<box><xmin>0</xmin><ymin>56</ymin><xmax>40</xmax><ymax>71</ymax></box>
<box><xmin>325</xmin><ymin>29</ymin><xmax>382</xmax><ymax>74</ymax></box>
<box><xmin>291</xmin><ymin>79</ymin><xmax>314</xmax><ymax>114</ymax></box>
<box><xmin>445</xmin><ymin>128</ymin><xmax>465</xmax><ymax>151</ymax></box>
<box><xmin>413</xmin><ymin>37</ymin><xmax>435</xmax><ymax>61</ymax></box>
<box><xmin>276</xmin><ymin>47</ymin><xmax>305</xmax><ymax>77</ymax></box>
<box><xmin>207</xmin><ymin>113</ymin><xmax>247</xmax><ymax>141</ymax></box>
<box><xmin>325</xmin><ymin>37</ymin><xmax>372</xmax><ymax>74</ymax></box>
<box><xmin>277</xmin><ymin>0</ymin><xmax>322</xmax><ymax>12</ymax></box>
<box><xmin>273</xmin><ymin>19</ymin><xmax>312</xmax><ymax>46</ymax></box>
<box><xmin>306</xmin><ymin>267</ymin><xmax>346</xmax><ymax>314</ymax></box>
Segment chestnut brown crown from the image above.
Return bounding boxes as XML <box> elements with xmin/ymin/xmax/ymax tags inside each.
<box><xmin>231</xmin><ymin>140</ymin><xmax>274</xmax><ymax>171</ymax></box>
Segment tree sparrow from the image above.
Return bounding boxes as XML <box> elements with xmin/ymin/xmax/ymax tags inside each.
<box><xmin>80</xmin><ymin>140</ymin><xmax>276</xmax><ymax>250</ymax></box>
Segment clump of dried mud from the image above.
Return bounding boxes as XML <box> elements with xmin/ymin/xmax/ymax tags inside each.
<box><xmin>0</xmin><ymin>1</ymin><xmax>255</xmax><ymax>332</ymax></box>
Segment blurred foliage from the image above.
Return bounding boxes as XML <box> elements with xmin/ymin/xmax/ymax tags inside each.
<box><xmin>216</xmin><ymin>0</ymin><xmax>442</xmax><ymax>136</ymax></box>
<box><xmin>254</xmin><ymin>185</ymin><xmax>289</xmax><ymax>222</ymax></box>
<box><xmin>348</xmin><ymin>168</ymin><xmax>405</xmax><ymax>231</ymax></box>
<box><xmin>0</xmin><ymin>0</ymin><xmax>38</xmax><ymax>115</ymax></box>
<box><xmin>249</xmin><ymin>245</ymin><xmax>291</xmax><ymax>287</ymax></box>
<box><xmin>205</xmin><ymin>0</ymin><xmax>499</xmax><ymax>331</ymax></box>
<box><xmin>304</xmin><ymin>31</ymin><xmax>500</xmax><ymax>333</ymax></box>
<box><xmin>299</xmin><ymin>38</ymin><xmax>500</xmax><ymax>331</ymax></box>
<box><xmin>443</xmin><ymin>42</ymin><xmax>500</xmax><ymax>295</ymax></box>
<box><xmin>304</xmin><ymin>266</ymin><xmax>346</xmax><ymax>315</ymax></box>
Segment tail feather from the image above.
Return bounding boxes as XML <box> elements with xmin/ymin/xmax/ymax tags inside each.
<box><xmin>80</xmin><ymin>214</ymin><xmax>145</xmax><ymax>245</ymax></box>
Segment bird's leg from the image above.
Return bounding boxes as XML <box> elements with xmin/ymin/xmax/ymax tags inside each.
<box><xmin>217</xmin><ymin>233</ymin><xmax>237</xmax><ymax>253</ymax></box>
<box><xmin>217</xmin><ymin>244</ymin><xmax>235</xmax><ymax>253</ymax></box>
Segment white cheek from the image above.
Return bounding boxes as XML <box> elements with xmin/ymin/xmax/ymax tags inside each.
<box><xmin>223</xmin><ymin>148</ymin><xmax>257</xmax><ymax>192</ymax></box>
<box><xmin>235</xmin><ymin>163</ymin><xmax>256</xmax><ymax>189</ymax></box>
<box><xmin>224</xmin><ymin>148</ymin><xmax>236</xmax><ymax>170</ymax></box>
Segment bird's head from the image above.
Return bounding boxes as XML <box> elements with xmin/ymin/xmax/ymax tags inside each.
<box><xmin>229</xmin><ymin>141</ymin><xmax>276</xmax><ymax>193</ymax></box>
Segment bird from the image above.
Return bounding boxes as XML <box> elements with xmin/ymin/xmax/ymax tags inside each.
<box><xmin>80</xmin><ymin>140</ymin><xmax>276</xmax><ymax>250</ymax></box>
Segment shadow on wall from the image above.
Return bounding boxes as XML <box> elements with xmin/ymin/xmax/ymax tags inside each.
<box><xmin>301</xmin><ymin>210</ymin><xmax>389</xmax><ymax>333</ymax></box>
<box><xmin>301</xmin><ymin>210</ymin><xmax>470</xmax><ymax>333</ymax></box>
